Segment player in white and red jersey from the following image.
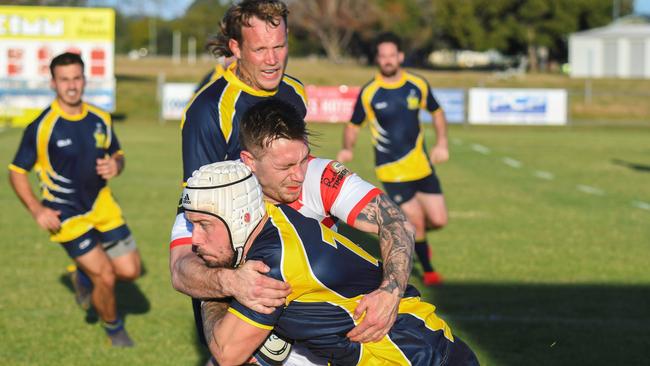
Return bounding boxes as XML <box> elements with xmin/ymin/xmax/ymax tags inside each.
<box><xmin>170</xmin><ymin>156</ymin><xmax>380</xmax><ymax>245</ymax></box>
<box><xmin>171</xmin><ymin>99</ymin><xmax>415</xmax><ymax>365</ymax></box>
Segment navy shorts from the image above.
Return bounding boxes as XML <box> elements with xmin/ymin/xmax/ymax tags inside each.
<box><xmin>382</xmin><ymin>173</ymin><xmax>443</xmax><ymax>205</ymax></box>
<box><xmin>60</xmin><ymin>225</ymin><xmax>131</xmax><ymax>259</ymax></box>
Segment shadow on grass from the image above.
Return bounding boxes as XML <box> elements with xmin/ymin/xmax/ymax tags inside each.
<box><xmin>338</xmin><ymin>224</ymin><xmax>650</xmax><ymax>366</ymax></box>
<box><xmin>59</xmin><ymin>262</ymin><xmax>151</xmax><ymax>324</ymax></box>
<box><xmin>612</xmin><ymin>158</ymin><xmax>650</xmax><ymax>173</ymax></box>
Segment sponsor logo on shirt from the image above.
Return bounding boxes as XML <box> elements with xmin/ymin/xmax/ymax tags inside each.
<box><xmin>56</xmin><ymin>138</ymin><xmax>72</xmax><ymax>147</ymax></box>
<box><xmin>321</xmin><ymin>161</ymin><xmax>351</xmax><ymax>190</ymax></box>
<box><xmin>374</xmin><ymin>101</ymin><xmax>388</xmax><ymax>110</ymax></box>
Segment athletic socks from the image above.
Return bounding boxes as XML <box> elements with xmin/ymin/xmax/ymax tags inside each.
<box><xmin>76</xmin><ymin>267</ymin><xmax>92</xmax><ymax>289</ymax></box>
<box><xmin>102</xmin><ymin>317</ymin><xmax>125</xmax><ymax>335</ymax></box>
<box><xmin>415</xmin><ymin>240</ymin><xmax>435</xmax><ymax>273</ymax></box>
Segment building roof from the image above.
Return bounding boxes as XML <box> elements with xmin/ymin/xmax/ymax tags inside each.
<box><xmin>571</xmin><ymin>16</ymin><xmax>650</xmax><ymax>38</ymax></box>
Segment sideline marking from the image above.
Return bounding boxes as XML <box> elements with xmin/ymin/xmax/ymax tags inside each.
<box><xmin>577</xmin><ymin>185</ymin><xmax>605</xmax><ymax>196</ymax></box>
<box><xmin>632</xmin><ymin>201</ymin><xmax>650</xmax><ymax>211</ymax></box>
<box><xmin>534</xmin><ymin>170</ymin><xmax>555</xmax><ymax>180</ymax></box>
<box><xmin>471</xmin><ymin>144</ymin><xmax>491</xmax><ymax>155</ymax></box>
<box><xmin>451</xmin><ymin>138</ymin><xmax>463</xmax><ymax>146</ymax></box>
<box><xmin>502</xmin><ymin>157</ymin><xmax>522</xmax><ymax>168</ymax></box>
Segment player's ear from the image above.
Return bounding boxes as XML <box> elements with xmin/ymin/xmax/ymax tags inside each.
<box><xmin>398</xmin><ymin>52</ymin><xmax>405</xmax><ymax>64</ymax></box>
<box><xmin>240</xmin><ymin>150</ymin><xmax>256</xmax><ymax>172</ymax></box>
<box><xmin>229</xmin><ymin>38</ymin><xmax>241</xmax><ymax>59</ymax></box>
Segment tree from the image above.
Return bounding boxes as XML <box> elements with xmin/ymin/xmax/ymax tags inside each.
<box><xmin>287</xmin><ymin>0</ymin><xmax>380</xmax><ymax>61</ymax></box>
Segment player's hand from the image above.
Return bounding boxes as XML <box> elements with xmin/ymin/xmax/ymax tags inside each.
<box><xmin>429</xmin><ymin>144</ymin><xmax>449</xmax><ymax>165</ymax></box>
<box><xmin>231</xmin><ymin>260</ymin><xmax>291</xmax><ymax>314</ymax></box>
<box><xmin>347</xmin><ymin>288</ymin><xmax>400</xmax><ymax>343</ymax></box>
<box><xmin>96</xmin><ymin>156</ymin><xmax>119</xmax><ymax>179</ymax></box>
<box><xmin>32</xmin><ymin>205</ymin><xmax>61</xmax><ymax>233</ymax></box>
<box><xmin>337</xmin><ymin>149</ymin><xmax>354</xmax><ymax>163</ymax></box>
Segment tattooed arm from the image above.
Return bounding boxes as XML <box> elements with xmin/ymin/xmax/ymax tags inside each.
<box><xmin>346</xmin><ymin>193</ymin><xmax>415</xmax><ymax>343</ymax></box>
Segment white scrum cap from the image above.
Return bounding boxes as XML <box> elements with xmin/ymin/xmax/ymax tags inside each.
<box><xmin>182</xmin><ymin>161</ymin><xmax>265</xmax><ymax>267</ymax></box>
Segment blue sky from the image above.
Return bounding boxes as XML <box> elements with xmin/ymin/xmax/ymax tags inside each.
<box><xmin>635</xmin><ymin>0</ymin><xmax>650</xmax><ymax>14</ymax></box>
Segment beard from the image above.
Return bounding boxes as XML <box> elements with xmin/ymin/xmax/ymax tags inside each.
<box><xmin>379</xmin><ymin>65</ymin><xmax>398</xmax><ymax>78</ymax></box>
<box><xmin>193</xmin><ymin>245</ymin><xmax>234</xmax><ymax>268</ymax></box>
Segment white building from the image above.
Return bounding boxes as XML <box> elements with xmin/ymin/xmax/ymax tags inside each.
<box><xmin>569</xmin><ymin>19</ymin><xmax>650</xmax><ymax>79</ymax></box>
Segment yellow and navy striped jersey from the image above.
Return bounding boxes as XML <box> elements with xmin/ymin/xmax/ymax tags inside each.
<box><xmin>9</xmin><ymin>100</ymin><xmax>121</xmax><ymax>214</ymax></box>
<box><xmin>230</xmin><ymin>202</ymin><xmax>454</xmax><ymax>365</ymax></box>
<box><xmin>181</xmin><ymin>63</ymin><xmax>308</xmax><ymax>182</ymax></box>
<box><xmin>194</xmin><ymin>64</ymin><xmax>227</xmax><ymax>93</ymax></box>
<box><xmin>350</xmin><ymin>71</ymin><xmax>441</xmax><ymax>183</ymax></box>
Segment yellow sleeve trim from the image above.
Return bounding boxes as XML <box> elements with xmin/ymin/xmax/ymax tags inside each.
<box><xmin>8</xmin><ymin>164</ymin><xmax>28</xmax><ymax>174</ymax></box>
<box><xmin>227</xmin><ymin>308</ymin><xmax>274</xmax><ymax>330</ymax></box>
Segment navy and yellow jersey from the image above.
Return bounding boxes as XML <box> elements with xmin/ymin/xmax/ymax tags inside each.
<box><xmin>180</xmin><ymin>63</ymin><xmax>308</xmax><ymax>182</ymax></box>
<box><xmin>230</xmin><ymin>202</ymin><xmax>454</xmax><ymax>365</ymax></box>
<box><xmin>350</xmin><ymin>71</ymin><xmax>441</xmax><ymax>183</ymax></box>
<box><xmin>194</xmin><ymin>64</ymin><xmax>226</xmax><ymax>93</ymax></box>
<box><xmin>9</xmin><ymin>100</ymin><xmax>122</xmax><ymax>214</ymax></box>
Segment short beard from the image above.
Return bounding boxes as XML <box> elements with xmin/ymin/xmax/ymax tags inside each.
<box><xmin>380</xmin><ymin>67</ymin><xmax>398</xmax><ymax>78</ymax></box>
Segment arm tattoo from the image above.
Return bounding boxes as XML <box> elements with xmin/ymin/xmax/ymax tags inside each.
<box><xmin>201</xmin><ymin>299</ymin><xmax>230</xmax><ymax>346</ymax></box>
<box><xmin>357</xmin><ymin>194</ymin><xmax>414</xmax><ymax>297</ymax></box>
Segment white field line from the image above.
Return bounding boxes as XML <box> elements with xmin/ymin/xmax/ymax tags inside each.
<box><xmin>576</xmin><ymin>185</ymin><xmax>605</xmax><ymax>196</ymax></box>
<box><xmin>502</xmin><ymin>157</ymin><xmax>522</xmax><ymax>168</ymax></box>
<box><xmin>632</xmin><ymin>200</ymin><xmax>650</xmax><ymax>211</ymax></box>
<box><xmin>451</xmin><ymin>138</ymin><xmax>463</xmax><ymax>145</ymax></box>
<box><xmin>534</xmin><ymin>170</ymin><xmax>555</xmax><ymax>180</ymax></box>
<box><xmin>471</xmin><ymin>144</ymin><xmax>491</xmax><ymax>155</ymax></box>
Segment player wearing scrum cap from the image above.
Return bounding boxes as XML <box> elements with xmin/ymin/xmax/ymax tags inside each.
<box><xmin>183</xmin><ymin>160</ymin><xmax>479</xmax><ymax>366</ymax></box>
<box><xmin>171</xmin><ymin>98</ymin><xmax>415</xmax><ymax>365</ymax></box>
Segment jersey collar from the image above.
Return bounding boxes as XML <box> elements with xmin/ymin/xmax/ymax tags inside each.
<box><xmin>374</xmin><ymin>71</ymin><xmax>407</xmax><ymax>89</ymax></box>
<box><xmin>51</xmin><ymin>100</ymin><xmax>88</xmax><ymax>121</ymax></box>
<box><xmin>224</xmin><ymin>62</ymin><xmax>279</xmax><ymax>97</ymax></box>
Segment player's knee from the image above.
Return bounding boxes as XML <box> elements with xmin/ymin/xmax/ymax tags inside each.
<box><xmin>115</xmin><ymin>260</ymin><xmax>141</xmax><ymax>282</ymax></box>
<box><xmin>95</xmin><ymin>266</ymin><xmax>117</xmax><ymax>289</ymax></box>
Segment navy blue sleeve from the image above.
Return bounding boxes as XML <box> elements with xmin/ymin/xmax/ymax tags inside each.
<box><xmin>425</xmin><ymin>80</ymin><xmax>441</xmax><ymax>113</ymax></box>
<box><xmin>107</xmin><ymin>120</ymin><xmax>122</xmax><ymax>155</ymax></box>
<box><xmin>229</xmin><ymin>226</ymin><xmax>285</xmax><ymax>327</ymax></box>
<box><xmin>181</xmin><ymin>95</ymin><xmax>227</xmax><ymax>182</ymax></box>
<box><xmin>350</xmin><ymin>89</ymin><xmax>366</xmax><ymax>125</ymax></box>
<box><xmin>10</xmin><ymin>121</ymin><xmax>39</xmax><ymax>172</ymax></box>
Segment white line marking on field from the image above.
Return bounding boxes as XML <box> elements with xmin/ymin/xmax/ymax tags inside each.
<box><xmin>534</xmin><ymin>170</ymin><xmax>555</xmax><ymax>180</ymax></box>
<box><xmin>576</xmin><ymin>184</ymin><xmax>605</xmax><ymax>196</ymax></box>
<box><xmin>502</xmin><ymin>157</ymin><xmax>522</xmax><ymax>168</ymax></box>
<box><xmin>632</xmin><ymin>201</ymin><xmax>650</xmax><ymax>211</ymax></box>
<box><xmin>471</xmin><ymin>144</ymin><xmax>491</xmax><ymax>155</ymax></box>
<box><xmin>451</xmin><ymin>138</ymin><xmax>463</xmax><ymax>145</ymax></box>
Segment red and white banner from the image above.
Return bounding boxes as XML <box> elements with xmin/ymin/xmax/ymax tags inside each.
<box><xmin>305</xmin><ymin>85</ymin><xmax>360</xmax><ymax>123</ymax></box>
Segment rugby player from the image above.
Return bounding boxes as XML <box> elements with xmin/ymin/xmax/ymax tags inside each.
<box><xmin>337</xmin><ymin>32</ymin><xmax>450</xmax><ymax>286</ymax></box>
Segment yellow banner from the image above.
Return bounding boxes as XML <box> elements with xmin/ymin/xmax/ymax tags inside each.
<box><xmin>0</xmin><ymin>6</ymin><xmax>114</xmax><ymax>41</ymax></box>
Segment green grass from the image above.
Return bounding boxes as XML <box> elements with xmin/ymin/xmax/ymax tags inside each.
<box><xmin>1</xmin><ymin>59</ymin><xmax>649</xmax><ymax>365</ymax></box>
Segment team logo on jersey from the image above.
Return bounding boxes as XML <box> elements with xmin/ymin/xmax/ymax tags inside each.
<box><xmin>56</xmin><ymin>138</ymin><xmax>72</xmax><ymax>147</ymax></box>
<box><xmin>407</xmin><ymin>89</ymin><xmax>419</xmax><ymax>110</ymax></box>
<box><xmin>94</xmin><ymin>123</ymin><xmax>107</xmax><ymax>148</ymax></box>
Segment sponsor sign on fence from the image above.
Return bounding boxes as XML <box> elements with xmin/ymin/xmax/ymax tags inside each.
<box><xmin>161</xmin><ymin>83</ymin><xmax>196</xmax><ymax>120</ymax></box>
<box><xmin>468</xmin><ymin>88</ymin><xmax>567</xmax><ymax>125</ymax></box>
<box><xmin>0</xmin><ymin>6</ymin><xmax>115</xmax><ymax>127</ymax></box>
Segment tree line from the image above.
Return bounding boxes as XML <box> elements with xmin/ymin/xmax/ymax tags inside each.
<box><xmin>2</xmin><ymin>0</ymin><xmax>635</xmax><ymax>70</ymax></box>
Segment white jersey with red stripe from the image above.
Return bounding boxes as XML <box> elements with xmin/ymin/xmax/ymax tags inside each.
<box><xmin>170</xmin><ymin>157</ymin><xmax>382</xmax><ymax>249</ymax></box>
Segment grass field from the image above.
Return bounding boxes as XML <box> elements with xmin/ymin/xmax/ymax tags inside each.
<box><xmin>1</xmin><ymin>57</ymin><xmax>649</xmax><ymax>365</ymax></box>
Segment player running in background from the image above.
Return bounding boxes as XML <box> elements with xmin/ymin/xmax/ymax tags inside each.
<box><xmin>182</xmin><ymin>160</ymin><xmax>479</xmax><ymax>366</ymax></box>
<box><xmin>8</xmin><ymin>52</ymin><xmax>141</xmax><ymax>347</ymax></box>
<box><xmin>337</xmin><ymin>32</ymin><xmax>450</xmax><ymax>286</ymax></box>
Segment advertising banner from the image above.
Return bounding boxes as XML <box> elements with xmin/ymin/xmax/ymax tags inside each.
<box><xmin>161</xmin><ymin>82</ymin><xmax>196</xmax><ymax>120</ymax></box>
<box><xmin>0</xmin><ymin>6</ymin><xmax>115</xmax><ymax>127</ymax></box>
<box><xmin>305</xmin><ymin>85</ymin><xmax>360</xmax><ymax>123</ymax></box>
<box><xmin>468</xmin><ymin>88</ymin><xmax>567</xmax><ymax>125</ymax></box>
